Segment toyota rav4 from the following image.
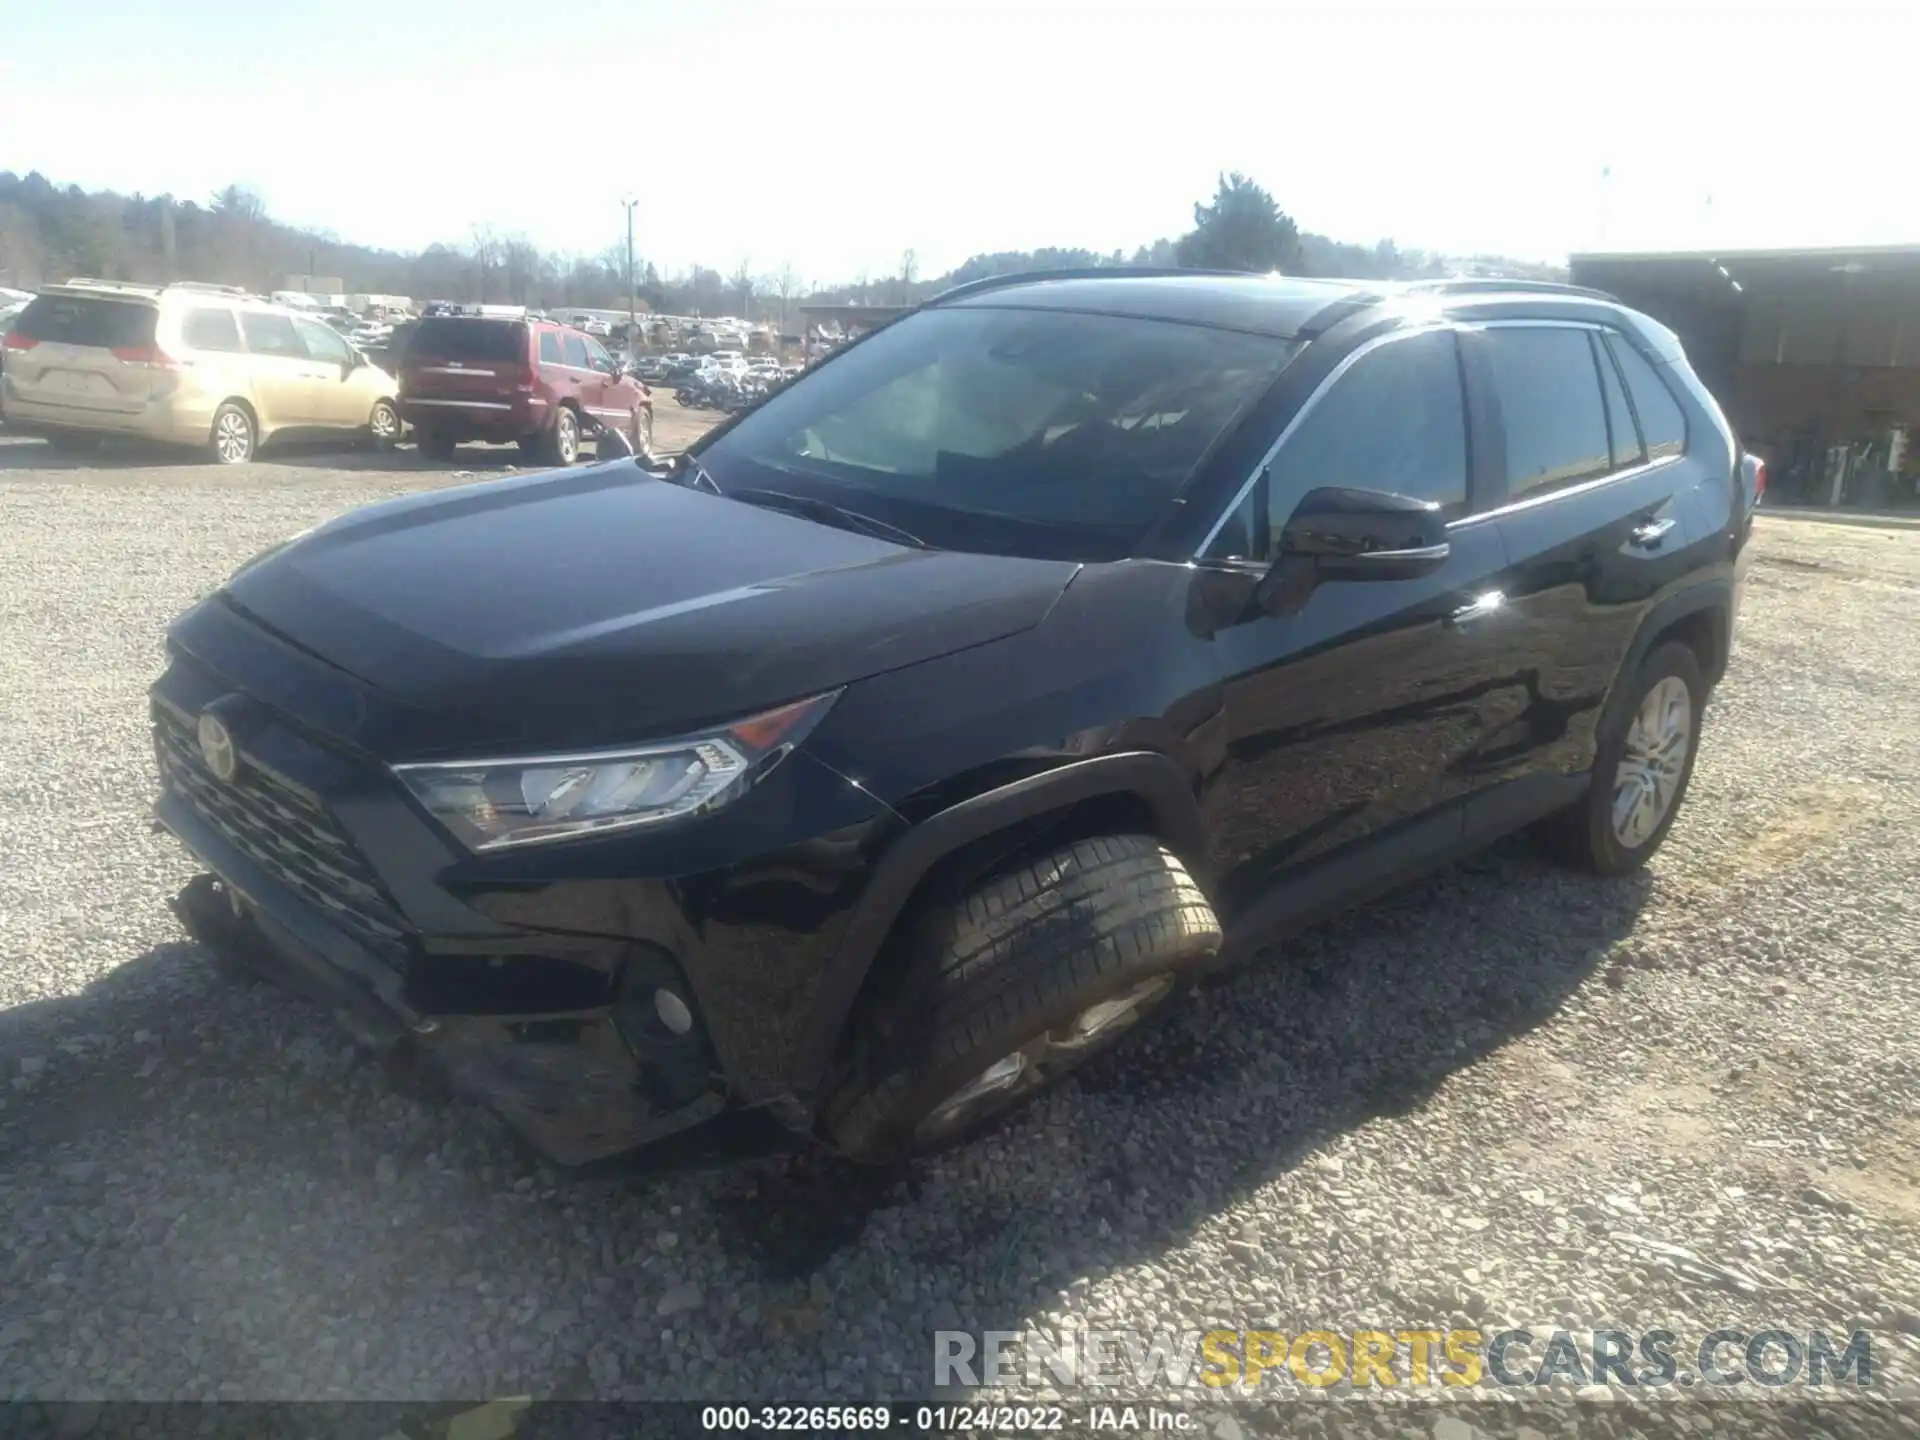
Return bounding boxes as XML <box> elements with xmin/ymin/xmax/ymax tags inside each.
<box><xmin>152</xmin><ymin>270</ymin><xmax>1761</xmax><ymax>1167</ymax></box>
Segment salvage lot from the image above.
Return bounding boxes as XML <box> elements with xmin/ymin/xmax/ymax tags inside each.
<box><xmin>0</xmin><ymin>430</ymin><xmax>1917</xmax><ymax>1424</ymax></box>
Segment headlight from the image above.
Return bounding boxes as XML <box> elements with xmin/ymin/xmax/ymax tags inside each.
<box><xmin>392</xmin><ymin>691</ymin><xmax>840</xmax><ymax>852</ymax></box>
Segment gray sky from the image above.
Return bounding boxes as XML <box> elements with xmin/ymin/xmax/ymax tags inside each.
<box><xmin>2</xmin><ymin>0</ymin><xmax>1909</xmax><ymax>279</ymax></box>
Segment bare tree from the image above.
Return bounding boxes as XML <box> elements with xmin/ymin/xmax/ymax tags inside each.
<box><xmin>730</xmin><ymin>257</ymin><xmax>754</xmax><ymax>320</ymax></box>
<box><xmin>501</xmin><ymin>236</ymin><xmax>541</xmax><ymax>303</ymax></box>
<box><xmin>469</xmin><ymin>224</ymin><xmax>501</xmax><ymax>302</ymax></box>
<box><xmin>769</xmin><ymin>261</ymin><xmax>801</xmax><ymax>332</ymax></box>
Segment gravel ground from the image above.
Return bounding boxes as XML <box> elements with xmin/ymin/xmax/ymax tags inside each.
<box><xmin>1</xmin><ymin>433</ymin><xmax>1916</xmax><ymax>1435</ymax></box>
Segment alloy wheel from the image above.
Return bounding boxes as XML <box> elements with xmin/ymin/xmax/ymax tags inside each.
<box><xmin>913</xmin><ymin>972</ymin><xmax>1177</xmax><ymax>1144</ymax></box>
<box><xmin>214</xmin><ymin>410</ymin><xmax>253</xmax><ymax>463</ymax></box>
<box><xmin>370</xmin><ymin>402</ymin><xmax>399</xmax><ymax>443</ymax></box>
<box><xmin>1611</xmin><ymin>675</ymin><xmax>1691</xmax><ymax>848</ymax></box>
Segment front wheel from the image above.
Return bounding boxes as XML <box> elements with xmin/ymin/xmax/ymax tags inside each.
<box><xmin>1534</xmin><ymin>640</ymin><xmax>1705</xmax><ymax>875</ymax></box>
<box><xmin>367</xmin><ymin>399</ymin><xmax>401</xmax><ymax>451</ymax></box>
<box><xmin>825</xmin><ymin>834</ymin><xmax>1222</xmax><ymax>1161</ymax></box>
<box><xmin>209</xmin><ymin>403</ymin><xmax>256</xmax><ymax>465</ymax></box>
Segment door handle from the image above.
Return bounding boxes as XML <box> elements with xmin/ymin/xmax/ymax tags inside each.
<box><xmin>1630</xmin><ymin>518</ymin><xmax>1676</xmax><ymax>549</ymax></box>
<box><xmin>1446</xmin><ymin>591</ymin><xmax>1506</xmax><ymax>628</ymax></box>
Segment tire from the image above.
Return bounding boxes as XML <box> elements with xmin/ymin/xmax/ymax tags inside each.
<box><xmin>544</xmin><ymin>406</ymin><xmax>580</xmax><ymax>465</ymax></box>
<box><xmin>1533</xmin><ymin>640</ymin><xmax>1705</xmax><ymax>875</ymax></box>
<box><xmin>417</xmin><ymin>428</ymin><xmax>457</xmax><ymax>462</ymax></box>
<box><xmin>825</xmin><ymin>834</ymin><xmax>1222</xmax><ymax>1161</ymax></box>
<box><xmin>209</xmin><ymin>403</ymin><xmax>256</xmax><ymax>465</ymax></box>
<box><xmin>367</xmin><ymin>398</ymin><xmax>401</xmax><ymax>451</ymax></box>
<box><xmin>633</xmin><ymin>406</ymin><xmax>653</xmax><ymax>455</ymax></box>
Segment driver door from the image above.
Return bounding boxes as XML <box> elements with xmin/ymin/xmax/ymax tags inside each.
<box><xmin>1197</xmin><ymin>328</ymin><xmax>1523</xmax><ymax>915</ymax></box>
<box><xmin>290</xmin><ymin>316</ymin><xmax>364</xmax><ymax>428</ymax></box>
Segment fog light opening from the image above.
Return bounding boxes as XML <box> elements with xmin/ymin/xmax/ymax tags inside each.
<box><xmin>654</xmin><ymin>987</ymin><xmax>694</xmax><ymax>1036</ymax></box>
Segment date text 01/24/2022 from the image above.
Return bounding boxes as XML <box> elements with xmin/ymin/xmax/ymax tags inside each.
<box><xmin>698</xmin><ymin>1404</ymin><xmax>1195</xmax><ymax>1431</ymax></box>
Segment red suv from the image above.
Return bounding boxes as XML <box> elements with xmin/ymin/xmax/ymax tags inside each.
<box><xmin>397</xmin><ymin>315</ymin><xmax>653</xmax><ymax>463</ymax></box>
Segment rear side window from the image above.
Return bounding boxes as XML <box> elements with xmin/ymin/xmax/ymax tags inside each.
<box><xmin>1483</xmin><ymin>328</ymin><xmax>1610</xmax><ymax>497</ymax></box>
<box><xmin>1606</xmin><ymin>335</ymin><xmax>1687</xmax><ymax>460</ymax></box>
<box><xmin>180</xmin><ymin>308</ymin><xmax>242</xmax><ymax>353</ymax></box>
<box><xmin>1267</xmin><ymin>330</ymin><xmax>1469</xmax><ymax>529</ymax></box>
<box><xmin>538</xmin><ymin>330</ymin><xmax>563</xmax><ymax>364</ymax></box>
<box><xmin>562</xmin><ymin>334</ymin><xmax>590</xmax><ymax>368</ymax></box>
<box><xmin>1593</xmin><ymin>332</ymin><xmax>1641</xmax><ymax>469</ymax></box>
<box><xmin>14</xmin><ymin>295</ymin><xmax>156</xmax><ymax>350</ymax></box>
<box><xmin>240</xmin><ymin>311</ymin><xmax>303</xmax><ymax>359</ymax></box>
<box><xmin>411</xmin><ymin>318</ymin><xmax>528</xmax><ymax>363</ymax></box>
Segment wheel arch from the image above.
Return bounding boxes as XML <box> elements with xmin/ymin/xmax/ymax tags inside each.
<box><xmin>789</xmin><ymin>750</ymin><xmax>1209</xmax><ymax>1102</ymax></box>
<box><xmin>1599</xmin><ymin>581</ymin><xmax>1732</xmax><ymax>742</ymax></box>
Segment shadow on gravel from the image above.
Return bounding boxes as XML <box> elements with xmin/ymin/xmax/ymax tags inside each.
<box><xmin>0</xmin><ymin>832</ymin><xmax>1651</xmax><ymax>1374</ymax></box>
<box><xmin>698</xmin><ymin>833</ymin><xmax>1654</xmax><ymax>1286</ymax></box>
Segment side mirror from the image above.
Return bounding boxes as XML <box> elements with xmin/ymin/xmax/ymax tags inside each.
<box><xmin>1277</xmin><ymin>485</ymin><xmax>1451</xmax><ymax>582</ymax></box>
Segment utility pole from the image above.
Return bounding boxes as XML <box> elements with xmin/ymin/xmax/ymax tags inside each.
<box><xmin>621</xmin><ymin>196</ymin><xmax>639</xmax><ymax>356</ymax></box>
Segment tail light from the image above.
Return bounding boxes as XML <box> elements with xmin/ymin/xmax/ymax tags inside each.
<box><xmin>110</xmin><ymin>344</ymin><xmax>181</xmax><ymax>370</ymax></box>
<box><xmin>2</xmin><ymin>333</ymin><xmax>36</xmax><ymax>353</ymax></box>
<box><xmin>1752</xmin><ymin>457</ymin><xmax>1767</xmax><ymax>501</ymax></box>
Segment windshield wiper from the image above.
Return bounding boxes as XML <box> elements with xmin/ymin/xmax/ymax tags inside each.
<box><xmin>673</xmin><ymin>452</ymin><xmax>723</xmax><ymax>495</ymax></box>
<box><xmin>727</xmin><ymin>487</ymin><xmax>931</xmax><ymax>550</ymax></box>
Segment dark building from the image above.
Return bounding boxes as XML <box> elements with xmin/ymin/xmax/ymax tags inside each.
<box><xmin>1571</xmin><ymin>245</ymin><xmax>1920</xmax><ymax>508</ymax></box>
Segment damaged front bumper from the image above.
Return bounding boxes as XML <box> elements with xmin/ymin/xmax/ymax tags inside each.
<box><xmin>161</xmin><ymin>799</ymin><xmax>732</xmax><ymax>1169</ymax></box>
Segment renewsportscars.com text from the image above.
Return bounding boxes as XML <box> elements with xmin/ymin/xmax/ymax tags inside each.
<box><xmin>934</xmin><ymin>1326</ymin><xmax>1876</xmax><ymax>1392</ymax></box>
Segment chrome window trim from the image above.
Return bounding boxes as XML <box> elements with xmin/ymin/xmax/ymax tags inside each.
<box><xmin>1477</xmin><ymin>453</ymin><xmax>1686</xmax><ymax>522</ymax></box>
<box><xmin>1472</xmin><ymin>319</ymin><xmax>1691</xmax><ymax>514</ymax></box>
<box><xmin>1193</xmin><ymin>316</ymin><xmax>1695</xmax><ymax>559</ymax></box>
<box><xmin>1192</xmin><ymin>323</ymin><xmax>1456</xmax><ymax>558</ymax></box>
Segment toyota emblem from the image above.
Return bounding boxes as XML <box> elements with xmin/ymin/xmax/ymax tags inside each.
<box><xmin>197</xmin><ymin>712</ymin><xmax>238</xmax><ymax>782</ymax></box>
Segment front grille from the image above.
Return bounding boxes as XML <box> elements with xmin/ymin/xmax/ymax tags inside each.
<box><xmin>153</xmin><ymin>703</ymin><xmax>413</xmax><ymax>959</ymax></box>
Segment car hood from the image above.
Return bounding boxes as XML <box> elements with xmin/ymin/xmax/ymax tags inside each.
<box><xmin>220</xmin><ymin>463</ymin><xmax>1079</xmax><ymax>754</ymax></box>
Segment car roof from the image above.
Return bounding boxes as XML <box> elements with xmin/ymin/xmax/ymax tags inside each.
<box><xmin>926</xmin><ymin>269</ymin><xmax>1635</xmax><ymax>343</ymax></box>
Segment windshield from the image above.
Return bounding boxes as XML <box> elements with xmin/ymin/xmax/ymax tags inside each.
<box><xmin>698</xmin><ymin>306</ymin><xmax>1297</xmax><ymax>560</ymax></box>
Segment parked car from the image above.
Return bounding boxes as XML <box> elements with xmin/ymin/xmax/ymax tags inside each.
<box><xmin>149</xmin><ymin>270</ymin><xmax>1759</xmax><ymax>1170</ymax></box>
<box><xmin>1</xmin><ymin>280</ymin><xmax>400</xmax><ymax>461</ymax></box>
<box><xmin>0</xmin><ymin>300</ymin><xmax>26</xmax><ymax>382</ymax></box>
<box><xmin>396</xmin><ymin>314</ymin><xmax>652</xmax><ymax>462</ymax></box>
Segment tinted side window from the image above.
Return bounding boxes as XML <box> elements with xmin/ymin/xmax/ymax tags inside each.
<box><xmin>562</xmin><ymin>333</ymin><xmax>590</xmax><ymax>368</ymax></box>
<box><xmin>1484</xmin><ymin>328</ymin><xmax>1610</xmax><ymax>497</ymax></box>
<box><xmin>1593</xmin><ymin>332</ymin><xmax>1642</xmax><ymax>469</ymax></box>
<box><xmin>1264</xmin><ymin>330</ymin><xmax>1469</xmax><ymax>540</ymax></box>
<box><xmin>294</xmin><ymin>317</ymin><xmax>352</xmax><ymax>366</ymax></box>
<box><xmin>585</xmin><ymin>338</ymin><xmax>615</xmax><ymax>373</ymax></box>
<box><xmin>538</xmin><ymin>330</ymin><xmax>563</xmax><ymax>364</ymax></box>
<box><xmin>180</xmin><ymin>308</ymin><xmax>242</xmax><ymax>353</ymax></box>
<box><xmin>1606</xmin><ymin>335</ymin><xmax>1687</xmax><ymax>460</ymax></box>
<box><xmin>240</xmin><ymin>311</ymin><xmax>303</xmax><ymax>359</ymax></box>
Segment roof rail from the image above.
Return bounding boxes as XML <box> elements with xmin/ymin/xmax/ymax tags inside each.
<box><xmin>56</xmin><ymin>277</ymin><xmax>163</xmax><ymax>294</ymax></box>
<box><xmin>1399</xmin><ymin>277</ymin><xmax>1620</xmax><ymax>303</ymax></box>
<box><xmin>928</xmin><ymin>265</ymin><xmax>1281</xmax><ymax>306</ymax></box>
<box><xmin>167</xmin><ymin>281</ymin><xmax>253</xmax><ymax>296</ymax></box>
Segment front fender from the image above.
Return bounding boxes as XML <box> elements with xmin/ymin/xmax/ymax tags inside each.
<box><xmin>787</xmin><ymin>750</ymin><xmax>1205</xmax><ymax>1101</ymax></box>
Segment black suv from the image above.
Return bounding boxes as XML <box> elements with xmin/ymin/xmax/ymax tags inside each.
<box><xmin>153</xmin><ymin>271</ymin><xmax>1761</xmax><ymax>1167</ymax></box>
